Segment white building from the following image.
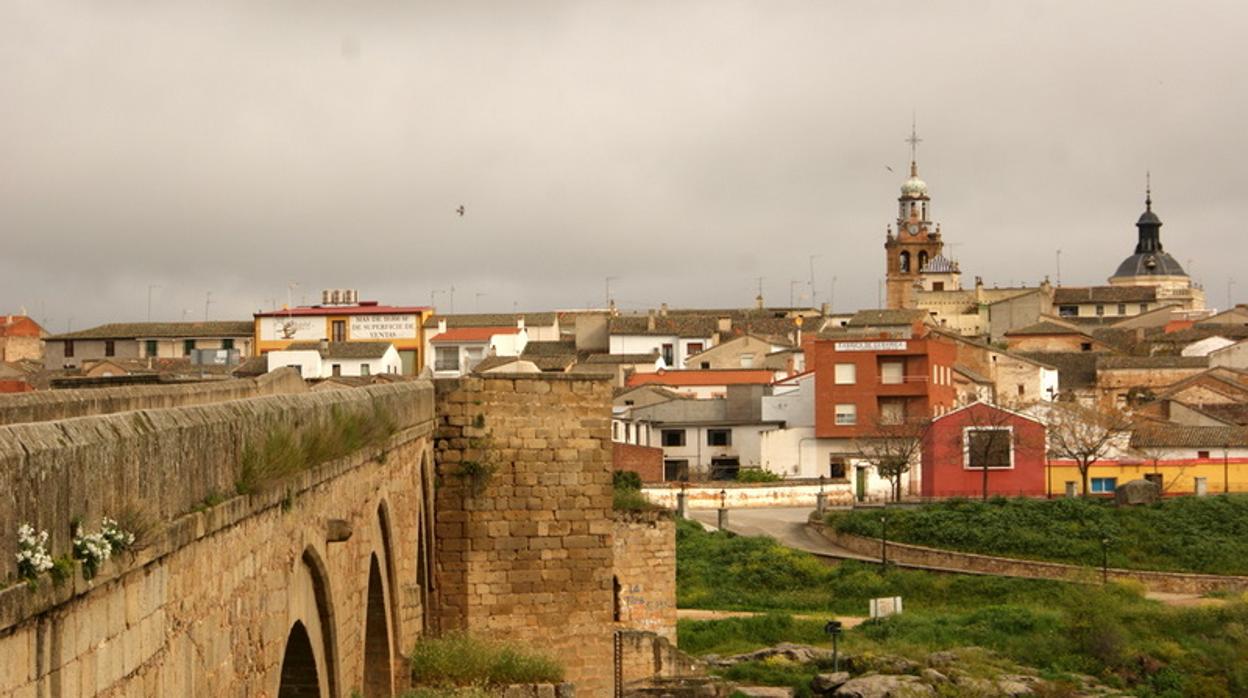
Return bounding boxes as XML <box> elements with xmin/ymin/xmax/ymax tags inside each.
<box><xmin>426</xmin><ymin>322</ymin><xmax>530</xmax><ymax>378</ymax></box>
<box><xmin>266</xmin><ymin>341</ymin><xmax>402</xmax><ymax>379</ymax></box>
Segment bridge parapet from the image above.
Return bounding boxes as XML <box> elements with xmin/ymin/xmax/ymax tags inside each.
<box><xmin>0</xmin><ymin>379</ymin><xmax>433</xmax><ymax>586</ymax></box>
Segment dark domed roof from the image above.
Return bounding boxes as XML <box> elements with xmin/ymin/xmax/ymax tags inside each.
<box><xmin>1137</xmin><ymin>209</ymin><xmax>1162</xmax><ymax>226</ymax></box>
<box><xmin>1112</xmin><ymin>251</ymin><xmax>1186</xmax><ymax>279</ymax></box>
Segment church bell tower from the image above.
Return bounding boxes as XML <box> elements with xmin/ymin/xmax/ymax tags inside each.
<box><xmin>884</xmin><ymin>124</ymin><xmax>945</xmax><ymax>309</ymax></box>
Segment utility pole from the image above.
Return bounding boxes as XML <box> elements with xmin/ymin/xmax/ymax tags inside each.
<box><xmin>1056</xmin><ymin>249</ymin><xmax>1062</xmax><ymax>287</ymax></box>
<box><xmin>147</xmin><ymin>284</ymin><xmax>161</xmax><ymax>322</ymax></box>
<box><xmin>789</xmin><ymin>280</ymin><xmax>802</xmax><ymax>307</ymax></box>
<box><xmin>449</xmin><ymin>285</ymin><xmax>455</xmax><ymax>314</ymax></box>
<box><xmin>204</xmin><ymin>292</ymin><xmax>213</xmax><ymax>321</ymax></box>
<box><xmin>829</xmin><ymin>276</ymin><xmax>837</xmax><ymax>314</ymax></box>
<box><xmin>1228</xmin><ymin>279</ymin><xmax>1236</xmax><ymax>310</ymax></box>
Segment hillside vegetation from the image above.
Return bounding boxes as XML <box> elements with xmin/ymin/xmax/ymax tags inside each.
<box><xmin>827</xmin><ymin>495</ymin><xmax>1248</xmax><ymax>575</ymax></box>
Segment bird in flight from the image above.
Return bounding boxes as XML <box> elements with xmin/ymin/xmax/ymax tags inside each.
<box><xmin>885</xmin><ymin>166</ymin><xmax>894</xmax><ymax>173</ymax></box>
<box><xmin>456</xmin><ymin>205</ymin><xmax>465</xmax><ymax>216</ymax></box>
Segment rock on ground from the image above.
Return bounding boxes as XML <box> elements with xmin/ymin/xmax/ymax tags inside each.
<box><xmin>834</xmin><ymin>674</ymin><xmax>935</xmax><ymax>698</ymax></box>
<box><xmin>811</xmin><ymin>671</ymin><xmax>850</xmax><ymax>694</ymax></box>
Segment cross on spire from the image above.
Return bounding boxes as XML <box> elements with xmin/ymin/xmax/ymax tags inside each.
<box><xmin>1145</xmin><ymin>170</ymin><xmax>1152</xmax><ymax>211</ymax></box>
<box><xmin>906</xmin><ymin>114</ymin><xmax>922</xmax><ymax>164</ymax></box>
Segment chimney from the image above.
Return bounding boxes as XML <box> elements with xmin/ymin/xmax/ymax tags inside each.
<box><xmin>647</xmin><ymin>310</ymin><xmax>656</xmax><ymax>332</ymax></box>
<box><xmin>438</xmin><ymin>318</ymin><xmax>447</xmax><ymax>335</ymax></box>
<box><xmin>717</xmin><ymin>315</ymin><xmax>732</xmax><ymax>333</ymax></box>
<box><xmin>755</xmin><ymin>294</ymin><xmax>764</xmax><ymax>310</ymax></box>
<box><xmin>319</xmin><ymin>338</ymin><xmax>329</xmax><ymax>353</ymax></box>
<box><xmin>820</xmin><ymin>302</ymin><xmax>829</xmax><ymax>317</ymax></box>
<box><xmin>517</xmin><ymin>316</ymin><xmax>526</xmax><ymax>331</ymax></box>
<box><xmin>660</xmin><ymin>303</ymin><xmax>669</xmax><ymax>317</ymax></box>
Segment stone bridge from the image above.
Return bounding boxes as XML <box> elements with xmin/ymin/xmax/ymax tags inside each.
<box><xmin>0</xmin><ymin>373</ymin><xmax>436</xmax><ymax>697</ymax></box>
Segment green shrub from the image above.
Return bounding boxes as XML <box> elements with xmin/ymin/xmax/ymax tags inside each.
<box><xmin>613</xmin><ymin>470</ymin><xmax>642</xmax><ymax>491</ymax></box>
<box><xmin>735</xmin><ymin>469</ymin><xmax>782</xmax><ymax>483</ymax></box>
<box><xmin>409</xmin><ymin>633</ymin><xmax>563</xmax><ymax>687</ymax></box>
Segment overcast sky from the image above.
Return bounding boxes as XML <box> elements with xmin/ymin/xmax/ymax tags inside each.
<box><xmin>3</xmin><ymin>2</ymin><xmax>1246</xmax><ymax>330</ymax></box>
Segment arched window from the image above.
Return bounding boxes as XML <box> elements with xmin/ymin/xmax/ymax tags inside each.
<box><xmin>918</xmin><ymin>251</ymin><xmax>929</xmax><ymax>271</ymax></box>
<box><xmin>899</xmin><ymin>251</ymin><xmax>911</xmax><ymax>273</ymax></box>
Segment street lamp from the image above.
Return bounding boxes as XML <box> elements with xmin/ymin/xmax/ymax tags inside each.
<box><xmin>880</xmin><ymin>514</ymin><xmax>889</xmax><ymax>569</ymax></box>
<box><xmin>719</xmin><ymin>488</ymin><xmax>727</xmax><ymax>509</ymax></box>
<box><xmin>824</xmin><ymin>620</ymin><xmax>843</xmax><ymax>672</ymax></box>
<box><xmin>1100</xmin><ymin>536</ymin><xmax>1110</xmax><ymax>585</ymax></box>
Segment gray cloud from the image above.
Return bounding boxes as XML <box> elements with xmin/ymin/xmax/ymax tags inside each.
<box><xmin>2</xmin><ymin>1</ymin><xmax>1245</xmax><ymax>331</ymax></box>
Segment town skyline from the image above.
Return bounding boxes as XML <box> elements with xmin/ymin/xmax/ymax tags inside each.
<box><xmin>3</xmin><ymin>2</ymin><xmax>1246</xmax><ymax>328</ymax></box>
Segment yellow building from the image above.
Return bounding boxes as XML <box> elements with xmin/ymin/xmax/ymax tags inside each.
<box><xmin>253</xmin><ymin>290</ymin><xmax>432</xmax><ymax>375</ymax></box>
<box><xmin>1046</xmin><ymin>425</ymin><xmax>1248</xmax><ymax>496</ymax></box>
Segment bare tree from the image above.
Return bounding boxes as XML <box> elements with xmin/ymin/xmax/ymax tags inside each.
<box><xmin>853</xmin><ymin>415</ymin><xmax>931</xmax><ymax>502</ymax></box>
<box><xmin>1044</xmin><ymin>402</ymin><xmax>1132</xmax><ymax>498</ymax></box>
<box><xmin>1131</xmin><ymin>427</ymin><xmax>1187</xmax><ymax>494</ymax></box>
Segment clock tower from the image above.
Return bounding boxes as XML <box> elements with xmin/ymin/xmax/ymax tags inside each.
<box><xmin>884</xmin><ymin>126</ymin><xmax>945</xmax><ymax>309</ymax></box>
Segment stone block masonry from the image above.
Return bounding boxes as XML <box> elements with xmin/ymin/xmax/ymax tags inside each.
<box><xmin>434</xmin><ymin>374</ymin><xmax>616</xmax><ymax>697</ymax></box>
<box><xmin>612</xmin><ymin>512</ymin><xmax>676</xmax><ymax>643</ymax></box>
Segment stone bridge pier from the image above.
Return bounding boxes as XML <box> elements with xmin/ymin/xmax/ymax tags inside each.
<box><xmin>0</xmin><ymin>378</ymin><xmax>437</xmax><ymax>698</ymax></box>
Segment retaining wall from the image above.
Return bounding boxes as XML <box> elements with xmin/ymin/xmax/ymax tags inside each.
<box><xmin>613</xmin><ymin>511</ymin><xmax>676</xmax><ymax>643</ymax></box>
<box><xmin>810</xmin><ymin>522</ymin><xmax>1248</xmax><ymax>594</ymax></box>
<box><xmin>642</xmin><ymin>480</ymin><xmax>853</xmax><ymax>509</ymax></box>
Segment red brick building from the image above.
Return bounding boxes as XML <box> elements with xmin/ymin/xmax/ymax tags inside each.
<box><xmin>920</xmin><ymin>402</ymin><xmax>1048</xmax><ymax>498</ymax></box>
<box><xmin>811</xmin><ymin>334</ymin><xmax>958</xmax><ymax>439</ymax></box>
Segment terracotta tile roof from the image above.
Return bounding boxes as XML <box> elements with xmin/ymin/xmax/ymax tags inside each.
<box><xmin>1130</xmin><ymin>425</ymin><xmax>1248</xmax><ymax>448</ymax></box>
<box><xmin>583</xmin><ymin>352</ymin><xmax>659</xmax><ymax>364</ymax></box>
<box><xmin>1191</xmin><ymin>403</ymin><xmax>1248</xmax><ymax>426</ymax></box>
<box><xmin>846</xmin><ymin>309</ymin><xmax>928</xmax><ymax>327</ymax></box>
<box><xmin>1017</xmin><ymin>351</ymin><xmax>1100</xmax><ymax>389</ymax></box>
<box><xmin>232</xmin><ymin>356</ymin><xmax>269</xmax><ymax>377</ymax></box>
<box><xmin>429</xmin><ymin>327</ymin><xmax>519</xmax><ymax>343</ymax></box>
<box><xmin>1053</xmin><ymin>286</ymin><xmax>1157</xmax><ymax>304</ymax></box>
<box><xmin>1006</xmin><ymin>320</ymin><xmax>1088</xmax><ymax>337</ymax></box>
<box><xmin>49</xmin><ymin>321</ymin><xmax>253</xmax><ymax>340</ymax></box>
<box><xmin>471</xmin><ymin>356</ymin><xmax>522</xmax><ymax>373</ymax></box>
<box><xmin>1097</xmin><ymin>355</ymin><xmax>1208</xmax><ymax>370</ymax></box>
<box><xmin>521</xmin><ymin>340</ymin><xmax>577</xmax><ymax>356</ymax></box>
<box><xmin>286</xmin><ymin>341</ymin><xmax>392</xmax><ymax>359</ymax></box>
<box><xmin>422</xmin><ymin>313</ymin><xmax>555</xmax><ymax>329</ymax></box>
<box><xmin>608</xmin><ymin>315</ymin><xmax>719</xmax><ymax>338</ymax></box>
<box><xmin>625</xmin><ymin>369</ymin><xmax>775</xmax><ymax>388</ymax></box>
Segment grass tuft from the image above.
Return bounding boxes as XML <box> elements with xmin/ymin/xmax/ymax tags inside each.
<box><xmin>409</xmin><ymin>632</ymin><xmax>563</xmax><ymax>688</ymax></box>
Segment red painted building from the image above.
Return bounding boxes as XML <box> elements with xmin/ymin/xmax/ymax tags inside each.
<box><xmin>921</xmin><ymin>402</ymin><xmax>1048</xmax><ymax>498</ymax></box>
<box><xmin>811</xmin><ymin>333</ymin><xmax>958</xmax><ymax>438</ymax></box>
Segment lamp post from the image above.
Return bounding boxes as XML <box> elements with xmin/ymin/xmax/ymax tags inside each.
<box><xmin>824</xmin><ymin>620</ymin><xmax>843</xmax><ymax>672</ymax></box>
<box><xmin>817</xmin><ymin>475</ymin><xmax>827</xmax><ymax>516</ymax></box>
<box><xmin>676</xmin><ymin>480</ymin><xmax>688</xmax><ymax>519</ymax></box>
<box><xmin>717</xmin><ymin>488</ymin><xmax>728</xmax><ymax>530</ymax></box>
<box><xmin>880</xmin><ymin>514</ymin><xmax>889</xmax><ymax>569</ymax></box>
<box><xmin>1100</xmin><ymin>536</ymin><xmax>1110</xmax><ymax>585</ymax></box>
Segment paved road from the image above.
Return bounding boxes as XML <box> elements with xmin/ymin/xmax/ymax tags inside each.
<box><xmin>689</xmin><ymin>507</ymin><xmax>878</xmax><ymax>562</ymax></box>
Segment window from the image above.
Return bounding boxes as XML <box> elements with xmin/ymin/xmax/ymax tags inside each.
<box><xmin>686</xmin><ymin>342</ymin><xmax>704</xmax><ymax>357</ymax></box>
<box><xmin>899</xmin><ymin>251</ymin><xmax>910</xmax><ymax>272</ymax></box>
<box><xmin>1197</xmin><ymin>450</ymin><xmax>1210</xmax><ymax>459</ymax></box>
<box><xmin>661</xmin><ymin>343</ymin><xmax>675</xmax><ymax>366</ymax></box>
<box><xmin>1117</xmin><ymin>303</ymin><xmax>1126</xmax><ymax>315</ymax></box>
<box><xmin>932</xmin><ymin>281</ymin><xmax>944</xmax><ymax>291</ymax></box>
<box><xmin>661</xmin><ymin>429</ymin><xmax>686</xmax><ymax>447</ymax></box>
<box><xmin>1095</xmin><ymin>304</ymin><xmax>1105</xmax><ymax>316</ymax></box>
<box><xmin>222</xmin><ymin>338</ymin><xmax>234</xmax><ymax>350</ymax></box>
<box><xmin>64</xmin><ymin>340</ymin><xmax>75</xmax><ymax>358</ymax></box>
<box><xmin>1058</xmin><ymin>305</ymin><xmax>1078</xmax><ymax>317</ymax></box>
<box><xmin>360</xmin><ymin>364</ymin><xmax>370</xmax><ymax>376</ymax></box>
<box><xmin>739</xmin><ymin>353</ymin><xmax>754</xmax><ymax>368</ymax></box>
<box><xmin>1080</xmin><ymin>342</ymin><xmax>1093</xmax><ymax>352</ymax></box>
<box><xmin>700</xmin><ymin>362</ymin><xmax>710</xmax><ymax>369</ymax></box>
<box><xmin>880</xmin><ymin>361</ymin><xmax>904</xmax><ymax>385</ymax></box>
<box><xmin>879</xmin><ymin>399</ymin><xmax>906</xmax><ymax>425</ymax></box>
<box><xmin>612</xmin><ymin>422</ymin><xmax>620</xmax><ymax>441</ymax></box>
<box><xmin>1090</xmin><ymin>477</ymin><xmax>1117</xmax><ymax>493</ymax></box>
<box><xmin>184</xmin><ymin>339</ymin><xmax>196</xmax><ymax>356</ymax></box>
<box><xmin>331</xmin><ymin>364</ymin><xmax>342</xmax><ymax>377</ymax></box>
<box><xmin>625</xmin><ymin>423</ymin><xmax>633</xmax><ymax>442</ymax></box>
<box><xmin>664</xmin><ymin>460</ymin><xmax>689</xmax><ymax>482</ymax></box>
<box><xmin>435</xmin><ymin>346</ymin><xmax>459</xmax><ymax>371</ymax></box>
<box><xmin>834</xmin><ymin>403</ymin><xmax>857</xmax><ymax>425</ymax></box>
<box><xmin>829</xmin><ymin>458</ymin><xmax>847</xmax><ymax>480</ymax></box>
<box><xmin>1017</xmin><ymin>384</ymin><xmax>1025</xmax><ymax>397</ymax></box>
<box><xmin>965</xmin><ymin>428</ymin><xmax>1013</xmax><ymax>469</ymax></box>
<box><xmin>104</xmin><ymin>340</ymin><xmax>115</xmax><ymax>357</ymax></box>
<box><xmin>145</xmin><ymin>340</ymin><xmax>158</xmax><ymax>357</ymax></box>
<box><xmin>834</xmin><ymin>363</ymin><xmax>856</xmax><ymax>385</ymax></box>
<box><xmin>332</xmin><ymin>320</ymin><xmax>346</xmax><ymax>342</ymax></box>
<box><xmin>707</xmin><ymin>429</ymin><xmax>732</xmax><ymax>447</ymax></box>
<box><xmin>1139</xmin><ymin>303</ymin><xmax>1149</xmax><ymax>313</ymax></box>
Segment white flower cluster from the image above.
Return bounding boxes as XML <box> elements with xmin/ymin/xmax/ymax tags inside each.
<box><xmin>100</xmin><ymin>517</ymin><xmax>135</xmax><ymax>551</ymax></box>
<box><xmin>73</xmin><ymin>525</ymin><xmax>113</xmax><ymax>578</ymax></box>
<box><xmin>16</xmin><ymin>523</ymin><xmax>53</xmax><ymax>579</ymax></box>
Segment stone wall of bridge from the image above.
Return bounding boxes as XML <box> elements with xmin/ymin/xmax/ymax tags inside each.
<box><xmin>0</xmin><ymin>380</ymin><xmax>436</xmax><ymax>698</ymax></box>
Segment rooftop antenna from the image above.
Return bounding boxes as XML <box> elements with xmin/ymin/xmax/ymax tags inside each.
<box><xmin>808</xmin><ymin>255</ymin><xmax>820</xmax><ymax>307</ymax></box>
<box><xmin>829</xmin><ymin>276</ymin><xmax>837</xmax><ymax>313</ymax></box>
<box><xmin>1056</xmin><ymin>249</ymin><xmax>1062</xmax><ymax>287</ymax></box>
<box><xmin>448</xmin><ymin>285</ymin><xmax>455</xmax><ymax>314</ymax></box>
<box><xmin>605</xmin><ymin>276</ymin><xmax>618</xmax><ymax>309</ymax></box>
<box><xmin>1229</xmin><ymin>278</ymin><xmax>1236</xmax><ymax>311</ymax></box>
<box><xmin>204</xmin><ymin>291</ymin><xmax>213</xmax><ymax>321</ymax></box>
<box><xmin>789</xmin><ymin>280</ymin><xmax>803</xmax><ymax>307</ymax></box>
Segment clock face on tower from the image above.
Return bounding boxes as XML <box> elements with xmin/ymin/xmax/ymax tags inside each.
<box><xmin>907</xmin><ymin>223</ymin><xmax>919</xmax><ymax>235</ymax></box>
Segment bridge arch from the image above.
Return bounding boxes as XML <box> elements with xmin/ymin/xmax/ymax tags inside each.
<box><xmin>277</xmin><ymin>545</ymin><xmax>340</xmax><ymax>698</ymax></box>
<box><xmin>362</xmin><ymin>553</ymin><xmax>394</xmax><ymax>697</ymax></box>
<box><xmin>278</xmin><ymin>621</ymin><xmax>321</xmax><ymax>698</ymax></box>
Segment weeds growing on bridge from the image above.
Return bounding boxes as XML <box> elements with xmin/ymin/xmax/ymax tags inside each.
<box><xmin>408</xmin><ymin>632</ymin><xmax>563</xmax><ymax>688</ymax></box>
<box><xmin>235</xmin><ymin>401</ymin><xmax>397</xmax><ymax>495</ymax></box>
